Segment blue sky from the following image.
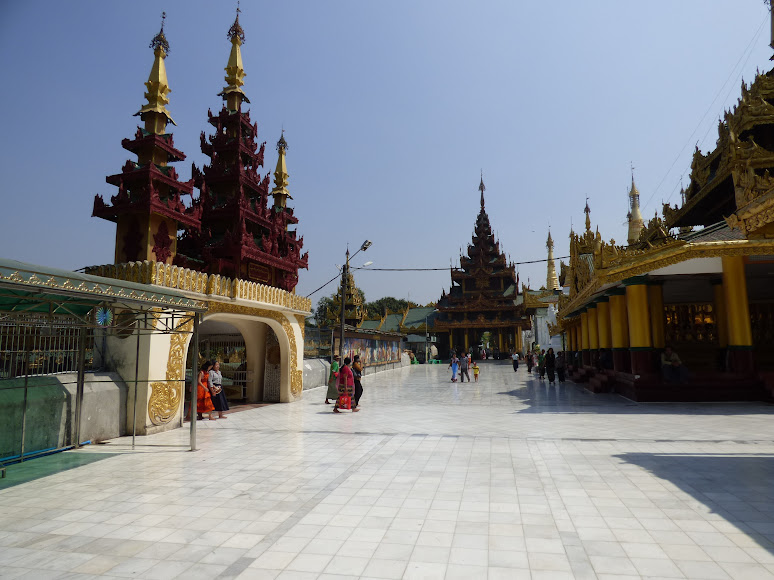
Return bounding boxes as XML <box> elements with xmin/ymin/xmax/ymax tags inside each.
<box><xmin>0</xmin><ymin>1</ymin><xmax>770</xmax><ymax>309</ymax></box>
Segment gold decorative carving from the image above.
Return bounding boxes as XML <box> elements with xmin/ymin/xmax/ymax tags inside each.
<box><xmin>87</xmin><ymin>260</ymin><xmax>311</xmax><ymax>313</ymax></box>
<box><xmin>733</xmin><ymin>166</ymin><xmax>774</xmax><ymax>208</ymax></box>
<box><xmin>148</xmin><ymin>314</ymin><xmax>193</xmax><ymax>425</ymax></box>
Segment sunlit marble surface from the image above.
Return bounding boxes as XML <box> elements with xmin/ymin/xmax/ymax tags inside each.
<box><xmin>2</xmin><ymin>362</ymin><xmax>774</xmax><ymax>579</ymax></box>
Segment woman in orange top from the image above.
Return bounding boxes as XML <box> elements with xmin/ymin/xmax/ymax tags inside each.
<box><xmin>197</xmin><ymin>361</ymin><xmax>216</xmax><ymax>420</ymax></box>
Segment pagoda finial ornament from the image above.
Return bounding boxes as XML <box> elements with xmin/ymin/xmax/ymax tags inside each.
<box><xmin>272</xmin><ymin>130</ymin><xmax>292</xmax><ymax>209</ymax></box>
<box><xmin>221</xmin><ymin>3</ymin><xmax>249</xmax><ymax>109</ymax></box>
<box><xmin>546</xmin><ymin>229</ymin><xmax>560</xmax><ymax>290</ymax></box>
<box><xmin>584</xmin><ymin>197</ymin><xmax>591</xmax><ymax>232</ymax></box>
<box><xmin>479</xmin><ymin>170</ymin><xmax>486</xmax><ymax>209</ymax></box>
<box><xmin>627</xmin><ymin>167</ymin><xmax>644</xmax><ymax>245</ymax></box>
<box><xmin>136</xmin><ymin>12</ymin><xmax>175</xmax><ymax>132</ymax></box>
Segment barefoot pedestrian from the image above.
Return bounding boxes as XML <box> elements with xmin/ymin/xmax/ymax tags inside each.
<box><xmin>325</xmin><ymin>355</ymin><xmax>340</xmax><ymax>404</ymax></box>
<box><xmin>334</xmin><ymin>357</ymin><xmax>359</xmax><ymax>413</ymax></box>
<box><xmin>196</xmin><ymin>361</ymin><xmax>216</xmax><ymax>421</ymax></box>
<box><xmin>352</xmin><ymin>354</ymin><xmax>364</xmax><ymax>409</ymax></box>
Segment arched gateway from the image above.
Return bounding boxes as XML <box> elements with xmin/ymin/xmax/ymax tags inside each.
<box><xmin>88</xmin><ymin>261</ymin><xmax>309</xmax><ymax>435</ymax></box>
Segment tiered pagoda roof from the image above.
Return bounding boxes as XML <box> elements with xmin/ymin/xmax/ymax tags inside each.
<box><xmin>328</xmin><ymin>259</ymin><xmax>367</xmax><ymax>327</ymax></box>
<box><xmin>92</xmin><ymin>16</ymin><xmax>201</xmax><ymax>264</ymax></box>
<box><xmin>175</xmin><ymin>11</ymin><xmax>308</xmax><ymax>290</ymax></box>
<box><xmin>663</xmin><ymin>69</ymin><xmax>774</xmax><ymax>239</ymax></box>
<box><xmin>435</xmin><ymin>176</ymin><xmax>529</xmax><ymax>331</ymax></box>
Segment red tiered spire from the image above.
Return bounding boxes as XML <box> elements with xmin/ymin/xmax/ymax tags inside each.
<box><xmin>175</xmin><ymin>9</ymin><xmax>308</xmax><ymax>290</ymax></box>
<box><xmin>92</xmin><ymin>15</ymin><xmax>201</xmax><ymax>264</ymax></box>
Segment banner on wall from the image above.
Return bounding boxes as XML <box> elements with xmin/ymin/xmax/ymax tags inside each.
<box><xmin>342</xmin><ymin>336</ymin><xmax>400</xmax><ymax>365</ymax></box>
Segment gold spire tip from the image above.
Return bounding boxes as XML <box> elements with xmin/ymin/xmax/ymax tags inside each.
<box><xmin>150</xmin><ymin>11</ymin><xmax>170</xmax><ymax>54</ymax></box>
<box><xmin>277</xmin><ymin>129</ymin><xmax>288</xmax><ymax>153</ymax></box>
<box><xmin>228</xmin><ymin>2</ymin><xmax>246</xmax><ymax>44</ymax></box>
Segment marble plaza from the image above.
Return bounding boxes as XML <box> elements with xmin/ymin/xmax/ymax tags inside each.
<box><xmin>2</xmin><ymin>362</ymin><xmax>774</xmax><ymax>580</ymax></box>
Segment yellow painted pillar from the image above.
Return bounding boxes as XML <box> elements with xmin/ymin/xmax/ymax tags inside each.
<box><xmin>567</xmin><ymin>321</ymin><xmax>574</xmax><ymax>352</ymax></box>
<box><xmin>596</xmin><ymin>298</ymin><xmax>612</xmax><ymax>349</ymax></box>
<box><xmin>498</xmin><ymin>331</ymin><xmax>504</xmax><ymax>353</ymax></box>
<box><xmin>580</xmin><ymin>309</ymin><xmax>590</xmax><ymax>365</ymax></box>
<box><xmin>609</xmin><ymin>289</ymin><xmax>630</xmax><ymax>372</ymax></box>
<box><xmin>711</xmin><ymin>280</ymin><xmax>728</xmax><ymax>348</ymax></box>
<box><xmin>625</xmin><ymin>277</ymin><xmax>652</xmax><ymax>375</ymax></box>
<box><xmin>464</xmin><ymin>330</ymin><xmax>470</xmax><ymax>351</ymax></box>
<box><xmin>648</xmin><ymin>283</ymin><xmax>665</xmax><ymax>349</ymax></box>
<box><xmin>589</xmin><ymin>304</ymin><xmax>600</xmax><ymax>367</ymax></box>
<box><xmin>722</xmin><ymin>256</ymin><xmax>754</xmax><ymax>374</ymax></box>
<box><xmin>575</xmin><ymin>322</ymin><xmax>581</xmax><ymax>352</ymax></box>
<box><xmin>449</xmin><ymin>331</ymin><xmax>454</xmax><ymax>351</ymax></box>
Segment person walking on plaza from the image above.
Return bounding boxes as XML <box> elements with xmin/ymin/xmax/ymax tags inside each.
<box><xmin>538</xmin><ymin>349</ymin><xmax>546</xmax><ymax>380</ymax></box>
<box><xmin>459</xmin><ymin>352</ymin><xmax>471</xmax><ymax>382</ymax></box>
<box><xmin>325</xmin><ymin>354</ymin><xmax>340</xmax><ymax>404</ymax></box>
<box><xmin>334</xmin><ymin>357</ymin><xmax>359</xmax><ymax>413</ymax></box>
<box><xmin>449</xmin><ymin>353</ymin><xmax>459</xmax><ymax>382</ymax></box>
<box><xmin>545</xmin><ymin>348</ymin><xmax>556</xmax><ymax>385</ymax></box>
<box><xmin>511</xmin><ymin>351</ymin><xmax>519</xmax><ymax>372</ymax></box>
<box><xmin>209</xmin><ymin>360</ymin><xmax>229</xmax><ymax>419</ymax></box>
<box><xmin>196</xmin><ymin>361</ymin><xmax>216</xmax><ymax>420</ymax></box>
<box><xmin>352</xmin><ymin>354</ymin><xmax>364</xmax><ymax>409</ymax></box>
<box><xmin>556</xmin><ymin>351</ymin><xmax>566</xmax><ymax>383</ymax></box>
<box><xmin>526</xmin><ymin>350</ymin><xmax>533</xmax><ymax>373</ymax></box>
<box><xmin>472</xmin><ymin>361</ymin><xmax>480</xmax><ymax>382</ymax></box>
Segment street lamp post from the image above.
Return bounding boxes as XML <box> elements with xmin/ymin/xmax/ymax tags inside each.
<box><xmin>339</xmin><ymin>240</ymin><xmax>371</xmax><ymax>361</ymax></box>
<box><xmin>425</xmin><ymin>309</ymin><xmax>439</xmax><ymax>363</ymax></box>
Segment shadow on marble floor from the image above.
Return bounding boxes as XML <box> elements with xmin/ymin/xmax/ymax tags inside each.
<box><xmin>500</xmin><ymin>378</ymin><xmax>774</xmax><ymax>415</ymax></box>
<box><xmin>0</xmin><ymin>450</ymin><xmax>122</xmax><ymax>490</ymax></box>
<box><xmin>617</xmin><ymin>452</ymin><xmax>774</xmax><ymax>558</ymax></box>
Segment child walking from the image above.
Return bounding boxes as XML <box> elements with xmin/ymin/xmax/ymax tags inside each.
<box><xmin>472</xmin><ymin>361</ymin><xmax>480</xmax><ymax>382</ymax></box>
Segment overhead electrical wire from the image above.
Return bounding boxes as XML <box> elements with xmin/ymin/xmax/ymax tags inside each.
<box><xmin>304</xmin><ymin>255</ymin><xmax>570</xmax><ymax>298</ymax></box>
<box><xmin>641</xmin><ymin>13</ymin><xmax>768</xmax><ymax>213</ymax></box>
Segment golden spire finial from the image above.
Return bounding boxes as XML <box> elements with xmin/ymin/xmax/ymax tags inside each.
<box><xmin>627</xmin><ymin>165</ymin><xmax>644</xmax><ymax>244</ymax></box>
<box><xmin>272</xmin><ymin>130</ymin><xmax>292</xmax><ymax>209</ymax></box>
<box><xmin>135</xmin><ymin>12</ymin><xmax>175</xmax><ymax>132</ymax></box>
<box><xmin>221</xmin><ymin>3</ymin><xmax>249</xmax><ymax>108</ymax></box>
<box><xmin>546</xmin><ymin>228</ymin><xmax>560</xmax><ymax>290</ymax></box>
<box><xmin>584</xmin><ymin>196</ymin><xmax>591</xmax><ymax>232</ymax></box>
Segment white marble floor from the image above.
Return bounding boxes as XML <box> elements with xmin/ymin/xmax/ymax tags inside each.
<box><xmin>2</xmin><ymin>362</ymin><xmax>774</xmax><ymax>580</ymax></box>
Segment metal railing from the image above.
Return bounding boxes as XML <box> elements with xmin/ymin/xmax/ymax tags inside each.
<box><xmin>0</xmin><ymin>316</ymin><xmax>96</xmax><ymax>378</ymax></box>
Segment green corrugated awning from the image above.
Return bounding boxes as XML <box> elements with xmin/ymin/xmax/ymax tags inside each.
<box><xmin>0</xmin><ymin>258</ymin><xmax>207</xmax><ymax>317</ymax></box>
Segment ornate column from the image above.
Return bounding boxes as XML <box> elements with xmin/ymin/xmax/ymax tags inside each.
<box><xmin>608</xmin><ymin>289</ymin><xmax>630</xmax><ymax>372</ymax></box>
<box><xmin>464</xmin><ymin>329</ymin><xmax>470</xmax><ymax>351</ymax></box>
<box><xmin>624</xmin><ymin>277</ymin><xmax>652</xmax><ymax>375</ymax></box>
<box><xmin>722</xmin><ymin>256</ymin><xmax>754</xmax><ymax>375</ymax></box>
<box><xmin>648</xmin><ymin>282</ymin><xmax>665</xmax><ymax>350</ymax></box>
<box><xmin>580</xmin><ymin>309</ymin><xmax>590</xmax><ymax>366</ymax></box>
<box><xmin>449</xmin><ymin>330</ymin><xmax>454</xmax><ymax>353</ymax></box>
<box><xmin>587</xmin><ymin>303</ymin><xmax>599</xmax><ymax>367</ymax></box>
<box><xmin>498</xmin><ymin>330</ymin><xmax>504</xmax><ymax>353</ymax></box>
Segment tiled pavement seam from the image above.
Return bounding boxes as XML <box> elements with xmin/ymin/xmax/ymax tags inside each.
<box><xmin>216</xmin><ymin>433</ymin><xmax>396</xmax><ymax>579</ymax></box>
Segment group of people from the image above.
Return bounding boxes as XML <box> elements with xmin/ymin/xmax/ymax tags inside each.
<box><xmin>521</xmin><ymin>348</ymin><xmax>566</xmax><ymax>385</ymax></box>
<box><xmin>448</xmin><ymin>352</ymin><xmax>480</xmax><ymax>382</ymax></box>
<box><xmin>195</xmin><ymin>360</ymin><xmax>230</xmax><ymax>420</ymax></box>
<box><xmin>325</xmin><ymin>354</ymin><xmax>364</xmax><ymax>412</ymax></box>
